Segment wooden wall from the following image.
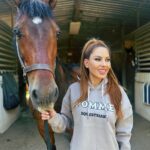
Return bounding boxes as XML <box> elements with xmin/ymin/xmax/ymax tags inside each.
<box><xmin>134</xmin><ymin>22</ymin><xmax>150</xmax><ymax>120</ymax></box>
<box><xmin>0</xmin><ymin>20</ymin><xmax>17</xmax><ymax>73</ymax></box>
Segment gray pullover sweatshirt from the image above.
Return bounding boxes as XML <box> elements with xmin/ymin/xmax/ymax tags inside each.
<box><xmin>49</xmin><ymin>78</ymin><xmax>133</xmax><ymax>150</ymax></box>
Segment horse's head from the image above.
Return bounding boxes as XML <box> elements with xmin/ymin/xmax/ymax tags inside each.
<box><xmin>14</xmin><ymin>0</ymin><xmax>59</xmax><ymax>111</ymax></box>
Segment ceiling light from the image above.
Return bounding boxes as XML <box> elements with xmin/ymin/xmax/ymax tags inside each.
<box><xmin>69</xmin><ymin>21</ymin><xmax>81</xmax><ymax>35</ymax></box>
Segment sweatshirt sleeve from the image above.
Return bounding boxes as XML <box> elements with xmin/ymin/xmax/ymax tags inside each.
<box><xmin>48</xmin><ymin>86</ymin><xmax>73</xmax><ymax>133</ymax></box>
<box><xmin>116</xmin><ymin>87</ymin><xmax>133</xmax><ymax>150</ymax></box>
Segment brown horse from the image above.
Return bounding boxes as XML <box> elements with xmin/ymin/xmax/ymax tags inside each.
<box><xmin>14</xmin><ymin>0</ymin><xmax>61</xmax><ymax>149</ymax></box>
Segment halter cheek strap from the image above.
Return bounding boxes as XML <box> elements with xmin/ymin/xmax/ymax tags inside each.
<box><xmin>15</xmin><ymin>37</ymin><xmax>54</xmax><ymax>77</ymax></box>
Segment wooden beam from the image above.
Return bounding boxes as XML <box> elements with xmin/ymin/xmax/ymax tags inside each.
<box><xmin>72</xmin><ymin>0</ymin><xmax>81</xmax><ymax>21</ymax></box>
<box><xmin>4</xmin><ymin>0</ymin><xmax>15</xmax><ymax>27</ymax></box>
<box><xmin>4</xmin><ymin>0</ymin><xmax>12</xmax><ymax>7</ymax></box>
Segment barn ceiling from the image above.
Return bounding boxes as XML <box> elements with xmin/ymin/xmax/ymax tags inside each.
<box><xmin>0</xmin><ymin>0</ymin><xmax>150</xmax><ymax>62</ymax></box>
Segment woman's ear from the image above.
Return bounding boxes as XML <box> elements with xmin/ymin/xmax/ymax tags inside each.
<box><xmin>84</xmin><ymin>59</ymin><xmax>89</xmax><ymax>68</ymax></box>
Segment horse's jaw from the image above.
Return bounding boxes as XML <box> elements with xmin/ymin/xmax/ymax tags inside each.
<box><xmin>31</xmin><ymin>100</ymin><xmax>55</xmax><ymax>112</ymax></box>
<box><xmin>37</xmin><ymin>103</ymin><xmax>55</xmax><ymax>112</ymax></box>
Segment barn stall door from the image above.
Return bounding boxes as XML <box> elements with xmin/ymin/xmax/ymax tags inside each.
<box><xmin>134</xmin><ymin>22</ymin><xmax>150</xmax><ymax>121</ymax></box>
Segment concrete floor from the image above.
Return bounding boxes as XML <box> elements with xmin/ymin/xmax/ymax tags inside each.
<box><xmin>0</xmin><ymin>109</ymin><xmax>150</xmax><ymax>150</ymax></box>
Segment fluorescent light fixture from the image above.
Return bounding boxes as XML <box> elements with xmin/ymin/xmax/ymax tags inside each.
<box><xmin>69</xmin><ymin>21</ymin><xmax>81</xmax><ymax>35</ymax></box>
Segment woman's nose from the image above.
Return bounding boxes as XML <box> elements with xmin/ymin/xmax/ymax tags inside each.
<box><xmin>100</xmin><ymin>60</ymin><xmax>107</xmax><ymax>66</ymax></box>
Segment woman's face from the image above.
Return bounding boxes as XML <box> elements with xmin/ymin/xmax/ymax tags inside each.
<box><xmin>84</xmin><ymin>46</ymin><xmax>111</xmax><ymax>86</ymax></box>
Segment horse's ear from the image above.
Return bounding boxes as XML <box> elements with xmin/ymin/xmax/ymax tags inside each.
<box><xmin>15</xmin><ymin>0</ymin><xmax>20</xmax><ymax>6</ymax></box>
<box><xmin>43</xmin><ymin>0</ymin><xmax>57</xmax><ymax>9</ymax></box>
<box><xmin>49</xmin><ymin>0</ymin><xmax>57</xmax><ymax>9</ymax></box>
<box><xmin>15</xmin><ymin>0</ymin><xmax>57</xmax><ymax>8</ymax></box>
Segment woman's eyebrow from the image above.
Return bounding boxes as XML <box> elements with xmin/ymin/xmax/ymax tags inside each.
<box><xmin>93</xmin><ymin>56</ymin><xmax>110</xmax><ymax>58</ymax></box>
<box><xmin>93</xmin><ymin>56</ymin><xmax>102</xmax><ymax>58</ymax></box>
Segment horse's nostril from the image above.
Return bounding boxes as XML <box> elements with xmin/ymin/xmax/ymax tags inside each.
<box><xmin>32</xmin><ymin>89</ymin><xmax>38</xmax><ymax>99</ymax></box>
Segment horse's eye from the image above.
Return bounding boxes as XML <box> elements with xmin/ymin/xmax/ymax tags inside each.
<box><xmin>13</xmin><ymin>27</ymin><xmax>23</xmax><ymax>39</ymax></box>
<box><xmin>56</xmin><ymin>31</ymin><xmax>61</xmax><ymax>39</ymax></box>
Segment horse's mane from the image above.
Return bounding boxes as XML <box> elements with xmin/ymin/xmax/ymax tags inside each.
<box><xmin>18</xmin><ymin>0</ymin><xmax>53</xmax><ymax>19</ymax></box>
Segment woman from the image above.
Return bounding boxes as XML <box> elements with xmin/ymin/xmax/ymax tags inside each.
<box><xmin>41</xmin><ymin>38</ymin><xmax>133</xmax><ymax>150</ymax></box>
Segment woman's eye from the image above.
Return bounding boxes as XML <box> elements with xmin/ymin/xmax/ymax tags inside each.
<box><xmin>106</xmin><ymin>58</ymin><xmax>111</xmax><ymax>62</ymax></box>
<box><xmin>95</xmin><ymin>58</ymin><xmax>101</xmax><ymax>61</ymax></box>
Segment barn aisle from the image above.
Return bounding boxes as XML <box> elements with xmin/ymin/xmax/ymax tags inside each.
<box><xmin>0</xmin><ymin>109</ymin><xmax>150</xmax><ymax>150</ymax></box>
<box><xmin>0</xmin><ymin>109</ymin><xmax>70</xmax><ymax>150</ymax></box>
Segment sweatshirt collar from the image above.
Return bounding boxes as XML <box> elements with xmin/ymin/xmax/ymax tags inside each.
<box><xmin>88</xmin><ymin>77</ymin><xmax>108</xmax><ymax>90</ymax></box>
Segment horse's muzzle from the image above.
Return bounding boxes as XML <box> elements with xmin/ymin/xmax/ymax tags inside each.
<box><xmin>29</xmin><ymin>83</ymin><xmax>59</xmax><ymax>110</ymax></box>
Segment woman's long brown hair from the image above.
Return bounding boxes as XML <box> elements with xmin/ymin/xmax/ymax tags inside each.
<box><xmin>75</xmin><ymin>38</ymin><xmax>123</xmax><ymax>119</ymax></box>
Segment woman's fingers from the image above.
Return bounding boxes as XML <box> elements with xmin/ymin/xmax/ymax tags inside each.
<box><xmin>41</xmin><ymin>111</ymin><xmax>50</xmax><ymax>120</ymax></box>
<box><xmin>48</xmin><ymin>109</ymin><xmax>56</xmax><ymax>117</ymax></box>
<box><xmin>41</xmin><ymin>109</ymin><xmax>56</xmax><ymax>120</ymax></box>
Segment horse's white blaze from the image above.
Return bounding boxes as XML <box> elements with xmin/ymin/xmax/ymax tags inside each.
<box><xmin>32</xmin><ymin>17</ymin><xmax>42</xmax><ymax>24</ymax></box>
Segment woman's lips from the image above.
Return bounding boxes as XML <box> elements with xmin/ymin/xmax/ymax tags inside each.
<box><xmin>98</xmin><ymin>69</ymin><xmax>108</xmax><ymax>75</ymax></box>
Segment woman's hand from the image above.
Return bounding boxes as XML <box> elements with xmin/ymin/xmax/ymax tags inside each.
<box><xmin>41</xmin><ymin>109</ymin><xmax>56</xmax><ymax>120</ymax></box>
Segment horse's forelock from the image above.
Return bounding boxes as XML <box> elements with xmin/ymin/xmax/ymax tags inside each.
<box><xmin>18</xmin><ymin>0</ymin><xmax>53</xmax><ymax>19</ymax></box>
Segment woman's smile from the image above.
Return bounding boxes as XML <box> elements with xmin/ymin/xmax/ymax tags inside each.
<box><xmin>98</xmin><ymin>68</ymin><xmax>109</xmax><ymax>75</ymax></box>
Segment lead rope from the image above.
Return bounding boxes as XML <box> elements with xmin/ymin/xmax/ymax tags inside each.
<box><xmin>44</xmin><ymin>120</ymin><xmax>53</xmax><ymax>150</ymax></box>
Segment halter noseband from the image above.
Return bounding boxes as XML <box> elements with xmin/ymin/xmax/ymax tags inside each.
<box><xmin>15</xmin><ymin>36</ymin><xmax>54</xmax><ymax>77</ymax></box>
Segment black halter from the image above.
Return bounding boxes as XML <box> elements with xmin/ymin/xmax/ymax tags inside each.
<box><xmin>15</xmin><ymin>36</ymin><xmax>54</xmax><ymax>77</ymax></box>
